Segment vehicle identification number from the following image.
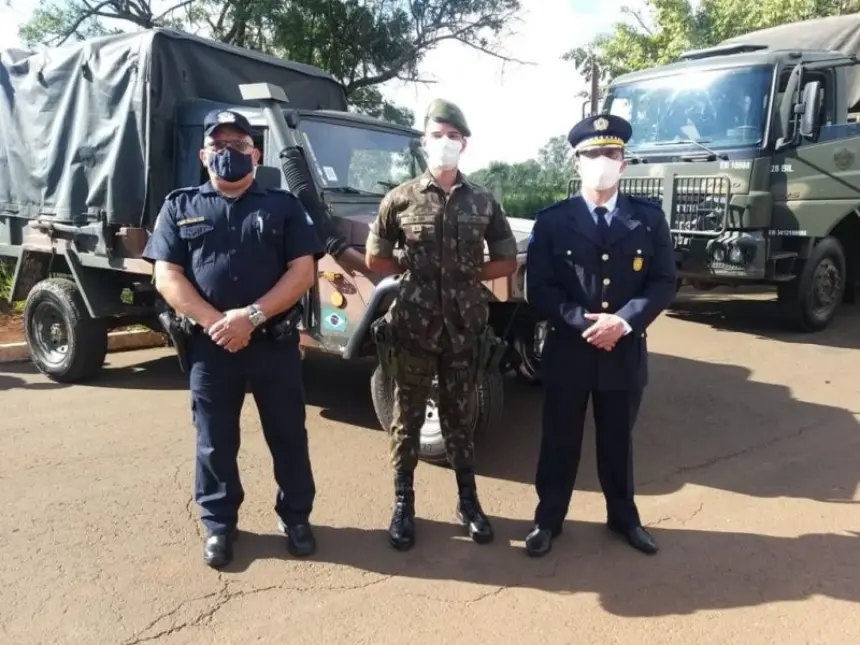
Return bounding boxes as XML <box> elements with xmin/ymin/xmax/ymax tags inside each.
<box><xmin>768</xmin><ymin>229</ymin><xmax>808</xmax><ymax>237</ymax></box>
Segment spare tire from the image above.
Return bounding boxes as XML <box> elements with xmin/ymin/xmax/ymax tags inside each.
<box><xmin>370</xmin><ymin>364</ymin><xmax>504</xmax><ymax>466</ymax></box>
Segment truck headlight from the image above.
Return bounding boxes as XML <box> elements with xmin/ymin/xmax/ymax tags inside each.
<box><xmin>729</xmin><ymin>246</ymin><xmax>744</xmax><ymax>264</ymax></box>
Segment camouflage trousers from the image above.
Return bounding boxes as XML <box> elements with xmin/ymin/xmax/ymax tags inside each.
<box><xmin>389</xmin><ymin>343</ymin><xmax>476</xmax><ymax>472</ymax></box>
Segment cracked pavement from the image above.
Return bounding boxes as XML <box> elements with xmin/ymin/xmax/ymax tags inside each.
<box><xmin>2</xmin><ymin>290</ymin><xmax>860</xmax><ymax>645</ymax></box>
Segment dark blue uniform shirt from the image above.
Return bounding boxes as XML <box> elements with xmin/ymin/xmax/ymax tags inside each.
<box><xmin>142</xmin><ymin>181</ymin><xmax>325</xmax><ymax>312</ymax></box>
<box><xmin>526</xmin><ymin>193</ymin><xmax>677</xmax><ymax>390</ymax></box>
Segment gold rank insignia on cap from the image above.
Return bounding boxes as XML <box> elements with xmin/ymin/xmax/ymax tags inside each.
<box><xmin>593</xmin><ymin>117</ymin><xmax>609</xmax><ymax>131</ymax></box>
<box><xmin>217</xmin><ymin>111</ymin><xmax>236</xmax><ymax>123</ymax></box>
<box><xmin>633</xmin><ymin>257</ymin><xmax>644</xmax><ymax>272</ymax></box>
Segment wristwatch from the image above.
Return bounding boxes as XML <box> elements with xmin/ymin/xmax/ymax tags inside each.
<box><xmin>246</xmin><ymin>304</ymin><xmax>267</xmax><ymax>328</ymax></box>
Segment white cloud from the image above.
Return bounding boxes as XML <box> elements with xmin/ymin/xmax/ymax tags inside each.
<box><xmin>0</xmin><ymin>1</ymin><xmax>36</xmax><ymax>49</ymax></box>
<box><xmin>0</xmin><ymin>0</ymin><xmax>642</xmax><ymax>172</ymax></box>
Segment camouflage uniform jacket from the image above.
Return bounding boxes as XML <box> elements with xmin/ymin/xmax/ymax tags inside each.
<box><xmin>366</xmin><ymin>170</ymin><xmax>518</xmax><ymax>354</ymax></box>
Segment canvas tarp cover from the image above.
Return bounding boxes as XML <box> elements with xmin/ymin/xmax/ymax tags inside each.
<box><xmin>0</xmin><ymin>28</ymin><xmax>347</xmax><ymax>229</ymax></box>
<box><xmin>720</xmin><ymin>14</ymin><xmax>860</xmax><ymax>109</ymax></box>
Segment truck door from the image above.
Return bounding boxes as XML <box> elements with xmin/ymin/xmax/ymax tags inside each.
<box><xmin>771</xmin><ymin>68</ymin><xmax>858</xmax><ymax>237</ymax></box>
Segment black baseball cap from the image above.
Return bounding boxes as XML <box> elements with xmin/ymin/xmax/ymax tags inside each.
<box><xmin>203</xmin><ymin>109</ymin><xmax>254</xmax><ymax>138</ymax></box>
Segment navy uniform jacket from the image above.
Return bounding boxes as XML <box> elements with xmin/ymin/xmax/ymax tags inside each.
<box><xmin>525</xmin><ymin>193</ymin><xmax>677</xmax><ymax>391</ymax></box>
<box><xmin>142</xmin><ymin>180</ymin><xmax>325</xmax><ymax>314</ymax></box>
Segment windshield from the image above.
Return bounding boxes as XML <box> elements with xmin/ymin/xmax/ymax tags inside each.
<box><xmin>603</xmin><ymin>65</ymin><xmax>774</xmax><ymax>152</ymax></box>
<box><xmin>297</xmin><ymin>118</ymin><xmax>425</xmax><ymax>195</ymax></box>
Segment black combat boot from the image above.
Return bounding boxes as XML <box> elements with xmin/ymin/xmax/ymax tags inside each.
<box><xmin>455</xmin><ymin>469</ymin><xmax>494</xmax><ymax>544</ymax></box>
<box><xmin>388</xmin><ymin>470</ymin><xmax>416</xmax><ymax>551</ymax></box>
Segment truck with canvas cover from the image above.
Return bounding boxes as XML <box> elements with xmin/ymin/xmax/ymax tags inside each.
<box><xmin>572</xmin><ymin>14</ymin><xmax>860</xmax><ymax>331</ymax></box>
<box><xmin>0</xmin><ymin>28</ymin><xmax>539</xmax><ymax>464</ymax></box>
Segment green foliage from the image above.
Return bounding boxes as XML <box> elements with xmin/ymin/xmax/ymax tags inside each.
<box><xmin>468</xmin><ymin>135</ymin><xmax>573</xmax><ymax>219</ymax></box>
<box><xmin>0</xmin><ymin>259</ymin><xmax>23</xmax><ymax>315</ymax></box>
<box><xmin>15</xmin><ymin>1</ymin><xmax>524</xmax><ymax>127</ymax></box>
<box><xmin>565</xmin><ymin>0</ymin><xmax>860</xmax><ymax>82</ymax></box>
<box><xmin>0</xmin><ymin>259</ymin><xmax>13</xmax><ymax>301</ymax></box>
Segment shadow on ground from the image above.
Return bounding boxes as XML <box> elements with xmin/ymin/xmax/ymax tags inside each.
<box><xmin>4</xmin><ymin>332</ymin><xmax>858</xmax><ymax>504</ymax></box>
<box><xmin>474</xmin><ymin>352</ymin><xmax>860</xmax><ymax>503</ymax></box>
<box><xmin>667</xmin><ymin>287</ymin><xmax>860</xmax><ymax>350</ymax></box>
<box><xmin>0</xmin><ymin>372</ymin><xmax>67</xmax><ymax>392</ymax></box>
<box><xmin>221</xmin><ymin>518</ymin><xmax>860</xmax><ymax>617</ymax></box>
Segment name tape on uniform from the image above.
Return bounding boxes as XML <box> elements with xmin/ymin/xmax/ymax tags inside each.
<box><xmin>177</xmin><ymin>216</ymin><xmax>206</xmax><ymax>226</ymax></box>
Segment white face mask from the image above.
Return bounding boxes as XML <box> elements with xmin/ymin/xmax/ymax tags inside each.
<box><xmin>424</xmin><ymin>136</ymin><xmax>462</xmax><ymax>170</ymax></box>
<box><xmin>578</xmin><ymin>155</ymin><xmax>623</xmax><ymax>191</ymax></box>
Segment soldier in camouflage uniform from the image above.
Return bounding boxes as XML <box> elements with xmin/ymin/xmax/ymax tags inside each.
<box><xmin>365</xmin><ymin>99</ymin><xmax>519</xmax><ymax>550</ymax></box>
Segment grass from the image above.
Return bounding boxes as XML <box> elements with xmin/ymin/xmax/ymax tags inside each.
<box><xmin>0</xmin><ymin>259</ymin><xmax>23</xmax><ymax>315</ymax></box>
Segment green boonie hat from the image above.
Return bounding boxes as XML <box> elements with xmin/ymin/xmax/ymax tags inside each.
<box><xmin>424</xmin><ymin>99</ymin><xmax>471</xmax><ymax>137</ymax></box>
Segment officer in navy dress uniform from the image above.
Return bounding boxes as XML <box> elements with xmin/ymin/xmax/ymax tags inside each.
<box><xmin>523</xmin><ymin>114</ymin><xmax>677</xmax><ymax>557</ymax></box>
<box><xmin>142</xmin><ymin>109</ymin><xmax>325</xmax><ymax>568</ymax></box>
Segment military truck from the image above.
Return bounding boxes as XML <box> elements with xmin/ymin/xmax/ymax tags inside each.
<box><xmin>571</xmin><ymin>14</ymin><xmax>860</xmax><ymax>331</ymax></box>
<box><xmin>0</xmin><ymin>28</ymin><xmax>540</xmax><ymax>464</ymax></box>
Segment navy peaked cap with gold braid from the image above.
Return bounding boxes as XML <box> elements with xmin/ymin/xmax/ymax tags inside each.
<box><xmin>567</xmin><ymin>113</ymin><xmax>633</xmax><ymax>153</ymax></box>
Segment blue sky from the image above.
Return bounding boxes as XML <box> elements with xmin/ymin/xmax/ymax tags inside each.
<box><xmin>0</xmin><ymin>0</ymin><xmax>641</xmax><ymax>171</ymax></box>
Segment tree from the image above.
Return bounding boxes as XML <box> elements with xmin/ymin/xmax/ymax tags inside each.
<box><xmin>16</xmin><ymin>1</ymin><xmax>527</xmax><ymax>126</ymax></box>
<box><xmin>467</xmin><ymin>133</ymin><xmax>574</xmax><ymax>218</ymax></box>
<box><xmin>536</xmin><ymin>134</ymin><xmax>573</xmax><ymax>187</ymax></box>
<box><xmin>564</xmin><ymin>0</ymin><xmax>860</xmax><ymax>82</ymax></box>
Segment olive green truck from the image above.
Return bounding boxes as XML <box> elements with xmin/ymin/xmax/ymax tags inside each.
<box><xmin>571</xmin><ymin>14</ymin><xmax>860</xmax><ymax>331</ymax></box>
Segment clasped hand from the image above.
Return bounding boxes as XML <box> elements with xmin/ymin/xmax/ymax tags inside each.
<box><xmin>207</xmin><ymin>308</ymin><xmax>254</xmax><ymax>353</ymax></box>
<box><xmin>582</xmin><ymin>313</ymin><xmax>627</xmax><ymax>351</ymax></box>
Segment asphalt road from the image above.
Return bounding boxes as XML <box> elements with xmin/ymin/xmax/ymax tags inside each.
<box><xmin>2</xmin><ymin>290</ymin><xmax>859</xmax><ymax>645</ymax></box>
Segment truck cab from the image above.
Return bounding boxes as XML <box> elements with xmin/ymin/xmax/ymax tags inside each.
<box><xmin>578</xmin><ymin>19</ymin><xmax>860</xmax><ymax>332</ymax></box>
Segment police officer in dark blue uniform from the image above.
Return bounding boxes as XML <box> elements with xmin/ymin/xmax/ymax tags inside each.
<box><xmin>142</xmin><ymin>109</ymin><xmax>325</xmax><ymax>568</ymax></box>
<box><xmin>523</xmin><ymin>114</ymin><xmax>677</xmax><ymax>557</ymax></box>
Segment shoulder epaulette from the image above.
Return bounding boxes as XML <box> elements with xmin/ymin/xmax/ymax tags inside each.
<box><xmin>627</xmin><ymin>195</ymin><xmax>663</xmax><ymax>212</ymax></box>
<box><xmin>264</xmin><ymin>186</ymin><xmax>292</xmax><ymax>196</ymax></box>
<box><xmin>164</xmin><ymin>186</ymin><xmax>200</xmax><ymax>200</ymax></box>
<box><xmin>534</xmin><ymin>196</ymin><xmax>571</xmax><ymax>221</ymax></box>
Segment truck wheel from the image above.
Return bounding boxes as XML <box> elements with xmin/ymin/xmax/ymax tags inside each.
<box><xmin>514</xmin><ymin>320</ymin><xmax>546</xmax><ymax>385</ymax></box>
<box><xmin>370</xmin><ymin>364</ymin><xmax>503</xmax><ymax>466</ymax></box>
<box><xmin>778</xmin><ymin>236</ymin><xmax>846</xmax><ymax>332</ymax></box>
<box><xmin>23</xmin><ymin>278</ymin><xmax>108</xmax><ymax>383</ymax></box>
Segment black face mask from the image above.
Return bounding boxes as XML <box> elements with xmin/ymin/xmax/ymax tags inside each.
<box><xmin>208</xmin><ymin>147</ymin><xmax>253</xmax><ymax>182</ymax></box>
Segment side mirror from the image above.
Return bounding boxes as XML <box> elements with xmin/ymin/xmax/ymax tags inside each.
<box><xmin>775</xmin><ymin>64</ymin><xmax>802</xmax><ymax>151</ymax></box>
<box><xmin>799</xmin><ymin>80</ymin><xmax>822</xmax><ymax>139</ymax></box>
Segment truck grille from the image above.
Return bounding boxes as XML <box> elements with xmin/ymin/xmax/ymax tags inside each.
<box><xmin>568</xmin><ymin>175</ymin><xmax>731</xmax><ymax>235</ymax></box>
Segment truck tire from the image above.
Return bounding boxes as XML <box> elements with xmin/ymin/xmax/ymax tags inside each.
<box><xmin>23</xmin><ymin>277</ymin><xmax>108</xmax><ymax>383</ymax></box>
<box><xmin>370</xmin><ymin>364</ymin><xmax>504</xmax><ymax>466</ymax></box>
<box><xmin>514</xmin><ymin>320</ymin><xmax>546</xmax><ymax>385</ymax></box>
<box><xmin>778</xmin><ymin>236</ymin><xmax>846</xmax><ymax>332</ymax></box>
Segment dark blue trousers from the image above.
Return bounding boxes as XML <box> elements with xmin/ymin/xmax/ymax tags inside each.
<box><xmin>534</xmin><ymin>381</ymin><xmax>643</xmax><ymax>531</ymax></box>
<box><xmin>188</xmin><ymin>334</ymin><xmax>315</xmax><ymax>535</ymax></box>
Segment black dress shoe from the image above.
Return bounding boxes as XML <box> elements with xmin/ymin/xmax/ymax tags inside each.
<box><xmin>608</xmin><ymin>523</ymin><xmax>658</xmax><ymax>554</ymax></box>
<box><xmin>203</xmin><ymin>529</ymin><xmax>238</xmax><ymax>568</ymax></box>
<box><xmin>278</xmin><ymin>519</ymin><xmax>317</xmax><ymax>557</ymax></box>
<box><xmin>524</xmin><ymin>524</ymin><xmax>562</xmax><ymax>558</ymax></box>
